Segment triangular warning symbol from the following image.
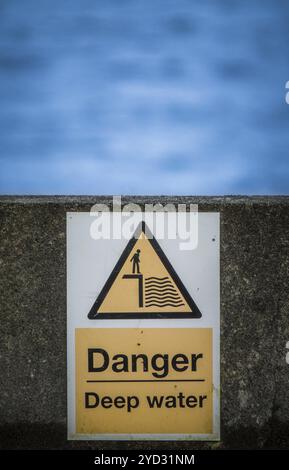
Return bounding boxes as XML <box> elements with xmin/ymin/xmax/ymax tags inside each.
<box><xmin>88</xmin><ymin>222</ymin><xmax>202</xmax><ymax>319</ymax></box>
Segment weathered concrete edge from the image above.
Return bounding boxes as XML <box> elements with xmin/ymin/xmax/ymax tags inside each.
<box><xmin>1</xmin><ymin>195</ymin><xmax>289</xmax><ymax>206</ymax></box>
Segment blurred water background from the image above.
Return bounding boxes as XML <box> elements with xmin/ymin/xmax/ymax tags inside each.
<box><xmin>0</xmin><ymin>0</ymin><xmax>289</xmax><ymax>195</ymax></box>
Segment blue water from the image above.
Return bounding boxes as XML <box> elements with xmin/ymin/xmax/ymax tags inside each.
<box><xmin>0</xmin><ymin>0</ymin><xmax>289</xmax><ymax>194</ymax></box>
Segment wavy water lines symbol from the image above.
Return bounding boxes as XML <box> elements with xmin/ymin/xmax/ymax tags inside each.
<box><xmin>144</xmin><ymin>276</ymin><xmax>184</xmax><ymax>308</ymax></box>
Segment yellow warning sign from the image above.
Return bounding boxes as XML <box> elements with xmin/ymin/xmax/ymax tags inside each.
<box><xmin>88</xmin><ymin>222</ymin><xmax>201</xmax><ymax>319</ymax></box>
<box><xmin>76</xmin><ymin>328</ymin><xmax>212</xmax><ymax>435</ymax></box>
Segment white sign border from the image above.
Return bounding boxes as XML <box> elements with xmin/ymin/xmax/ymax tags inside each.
<box><xmin>67</xmin><ymin>212</ymin><xmax>220</xmax><ymax>441</ymax></box>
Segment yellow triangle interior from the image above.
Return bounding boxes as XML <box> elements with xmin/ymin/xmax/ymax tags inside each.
<box><xmin>98</xmin><ymin>231</ymin><xmax>191</xmax><ymax>314</ymax></box>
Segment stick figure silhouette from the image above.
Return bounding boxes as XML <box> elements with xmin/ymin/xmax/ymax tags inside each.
<box><xmin>130</xmin><ymin>249</ymin><xmax>141</xmax><ymax>274</ymax></box>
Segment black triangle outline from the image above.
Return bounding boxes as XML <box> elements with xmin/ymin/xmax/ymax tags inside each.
<box><xmin>88</xmin><ymin>221</ymin><xmax>202</xmax><ymax>319</ymax></box>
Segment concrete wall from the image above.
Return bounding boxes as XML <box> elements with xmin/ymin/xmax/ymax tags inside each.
<box><xmin>0</xmin><ymin>196</ymin><xmax>289</xmax><ymax>449</ymax></box>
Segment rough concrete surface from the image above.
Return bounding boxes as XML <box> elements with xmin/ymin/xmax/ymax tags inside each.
<box><xmin>0</xmin><ymin>196</ymin><xmax>289</xmax><ymax>449</ymax></box>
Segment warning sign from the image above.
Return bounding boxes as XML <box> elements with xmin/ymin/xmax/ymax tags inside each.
<box><xmin>76</xmin><ymin>328</ymin><xmax>212</xmax><ymax>434</ymax></box>
<box><xmin>88</xmin><ymin>222</ymin><xmax>201</xmax><ymax>319</ymax></box>
<box><xmin>67</xmin><ymin>212</ymin><xmax>220</xmax><ymax>440</ymax></box>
